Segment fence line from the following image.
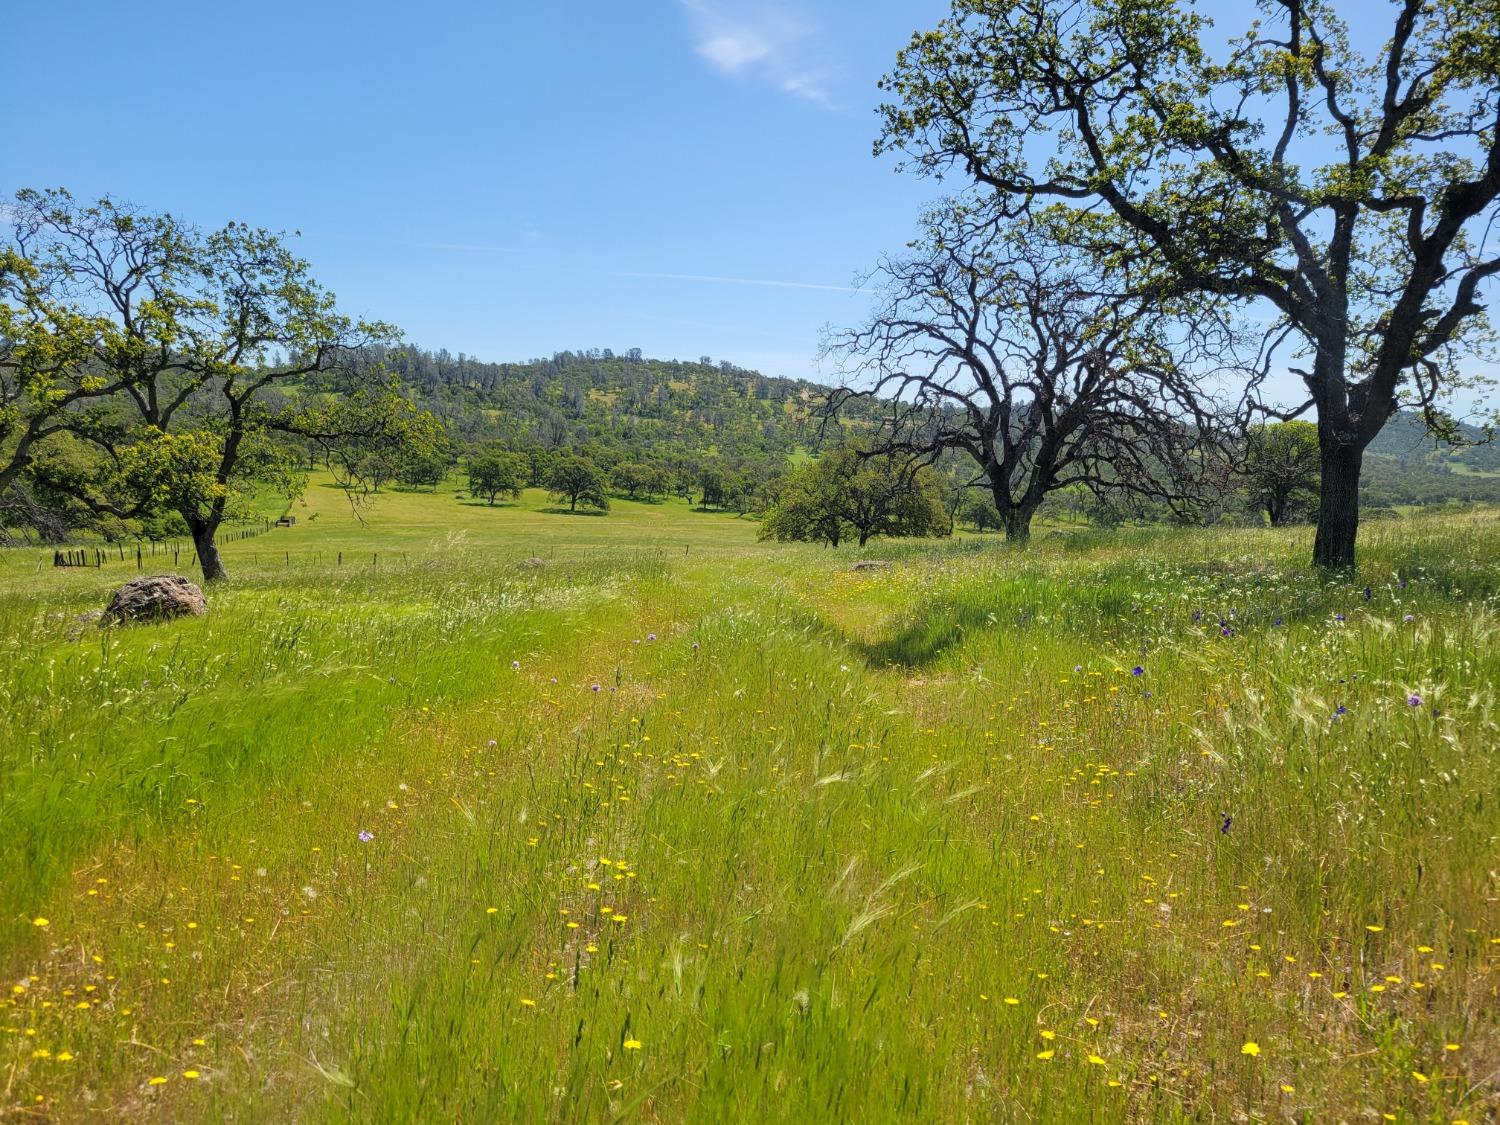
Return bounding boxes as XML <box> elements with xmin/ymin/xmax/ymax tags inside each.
<box><xmin>51</xmin><ymin>518</ymin><xmax>281</xmax><ymax>569</ymax></box>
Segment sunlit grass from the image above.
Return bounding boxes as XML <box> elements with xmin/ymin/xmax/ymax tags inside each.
<box><xmin>3</xmin><ymin>491</ymin><xmax>1497</xmax><ymax>1121</ymax></box>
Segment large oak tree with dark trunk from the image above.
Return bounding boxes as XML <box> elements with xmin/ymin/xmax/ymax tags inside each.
<box><xmin>827</xmin><ymin>207</ymin><xmax>1233</xmax><ymax>541</ymax></box>
<box><xmin>876</xmin><ymin>0</ymin><xmax>1500</xmax><ymax>567</ymax></box>
<box><xmin>6</xmin><ymin>189</ymin><xmax>417</xmax><ymax>582</ymax></box>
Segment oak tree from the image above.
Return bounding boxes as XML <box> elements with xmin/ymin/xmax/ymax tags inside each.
<box><xmin>877</xmin><ymin>0</ymin><xmax>1500</xmax><ymax>566</ymax></box>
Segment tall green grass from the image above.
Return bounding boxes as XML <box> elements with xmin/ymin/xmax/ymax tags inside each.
<box><xmin>2</xmin><ymin>496</ymin><xmax>1497</xmax><ymax>1121</ymax></box>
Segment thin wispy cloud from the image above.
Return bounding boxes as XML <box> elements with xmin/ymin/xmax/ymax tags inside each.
<box><xmin>679</xmin><ymin>0</ymin><xmax>842</xmax><ymax>109</ymax></box>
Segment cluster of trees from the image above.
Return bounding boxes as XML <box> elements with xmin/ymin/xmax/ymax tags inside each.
<box><xmin>850</xmin><ymin>0</ymin><xmax>1500</xmax><ymax>568</ymax></box>
<box><xmin>1</xmin><ymin>189</ymin><xmax>437</xmax><ymax>579</ymax></box>
<box><xmin>459</xmin><ymin>441</ymin><xmax>793</xmax><ymax>516</ymax></box>
<box><xmin>761</xmin><ymin>447</ymin><xmax>948</xmax><ymax>547</ymax></box>
<box><xmin>350</xmin><ymin>345</ymin><xmax>888</xmax><ymax>464</ymax></box>
<box><xmin>14</xmin><ymin>0</ymin><xmax>1500</xmax><ymax>582</ymax></box>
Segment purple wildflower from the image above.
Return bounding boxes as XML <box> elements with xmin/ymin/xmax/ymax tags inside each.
<box><xmin>646</xmin><ymin>633</ymin><xmax>657</xmax><ymax>642</ymax></box>
<box><xmin>1407</xmin><ymin>693</ymin><xmax>1422</xmax><ymax>707</ymax></box>
<box><xmin>591</xmin><ymin>683</ymin><xmax>601</xmax><ymax>693</ymax></box>
<box><xmin>511</xmin><ymin>660</ymin><xmax>521</xmax><ymax>670</ymax></box>
<box><xmin>1334</xmin><ymin>613</ymin><xmax>1346</xmax><ymax>623</ymax></box>
<box><xmin>1333</xmin><ymin>705</ymin><xmax>1348</xmax><ymax>720</ymax></box>
<box><xmin>358</xmin><ymin>830</ymin><xmax>374</xmax><ymax>843</ymax></box>
<box><xmin>1402</xmin><ymin>614</ymin><xmax>1415</xmax><ymax>623</ymax></box>
<box><xmin>1131</xmin><ymin>666</ymin><xmax>1145</xmax><ymax>677</ymax></box>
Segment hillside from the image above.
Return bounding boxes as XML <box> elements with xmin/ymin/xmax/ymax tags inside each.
<box><xmin>1366</xmin><ymin>410</ymin><xmax>1499</xmax><ymax>470</ymax></box>
<box><xmin>370</xmin><ymin>347</ymin><xmax>1500</xmax><ymax>508</ymax></box>
<box><xmin>358</xmin><ymin>346</ymin><xmax>881</xmax><ymax>461</ymax></box>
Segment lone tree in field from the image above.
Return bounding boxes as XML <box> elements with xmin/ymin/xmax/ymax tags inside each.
<box><xmin>1243</xmin><ymin>420</ymin><xmax>1321</xmax><ymax>526</ymax></box>
<box><xmin>466</xmin><ymin>448</ymin><xmax>526</xmax><ymax>505</ymax></box>
<box><xmin>877</xmin><ymin>0</ymin><xmax>1500</xmax><ymax>567</ymax></box>
<box><xmin>547</xmin><ymin>454</ymin><xmax>610</xmax><ymax>512</ymax></box>
<box><xmin>829</xmin><ymin>208</ymin><xmax>1232</xmax><ymax>542</ymax></box>
<box><xmin>5</xmin><ymin>188</ymin><xmax>428</xmax><ymax>582</ymax></box>
<box><xmin>760</xmin><ymin>445</ymin><xmax>948</xmax><ymax>547</ymax></box>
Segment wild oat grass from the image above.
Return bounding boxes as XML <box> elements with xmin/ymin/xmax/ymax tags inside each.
<box><xmin>2</xmin><ymin>486</ymin><xmax>1497</xmax><ymax>1121</ymax></box>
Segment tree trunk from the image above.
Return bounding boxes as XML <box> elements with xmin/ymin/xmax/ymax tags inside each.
<box><xmin>1003</xmin><ymin>507</ymin><xmax>1033</xmax><ymax>543</ymax></box>
<box><xmin>1312</xmin><ymin>437</ymin><xmax>1361</xmax><ymax>569</ymax></box>
<box><xmin>188</xmin><ymin>518</ymin><xmax>229</xmax><ymax>582</ymax></box>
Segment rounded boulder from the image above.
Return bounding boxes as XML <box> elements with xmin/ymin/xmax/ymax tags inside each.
<box><xmin>103</xmin><ymin>575</ymin><xmax>208</xmax><ymax>625</ymax></box>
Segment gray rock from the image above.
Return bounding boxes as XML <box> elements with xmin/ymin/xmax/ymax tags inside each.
<box><xmin>852</xmin><ymin>561</ymin><xmax>890</xmax><ymax>571</ymax></box>
<box><xmin>103</xmin><ymin>575</ymin><xmax>207</xmax><ymax>625</ymax></box>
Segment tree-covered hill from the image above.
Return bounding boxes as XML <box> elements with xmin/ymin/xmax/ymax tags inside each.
<box><xmin>362</xmin><ymin>346</ymin><xmax>1500</xmax><ymax>510</ymax></box>
<box><xmin>1365</xmin><ymin>411</ymin><xmax>1500</xmax><ymax>473</ymax></box>
<box><xmin>354</xmin><ymin>345</ymin><xmax>875</xmax><ymax>462</ymax></box>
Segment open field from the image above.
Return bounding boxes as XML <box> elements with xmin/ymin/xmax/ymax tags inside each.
<box><xmin>3</xmin><ymin>486</ymin><xmax>1499</xmax><ymax>1121</ymax></box>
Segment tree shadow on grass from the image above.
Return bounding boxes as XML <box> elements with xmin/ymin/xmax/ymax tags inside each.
<box><xmin>855</xmin><ymin>602</ymin><xmax>995</xmax><ymax>669</ymax></box>
<box><xmin>538</xmin><ymin>507</ymin><xmax>610</xmax><ymax>517</ymax></box>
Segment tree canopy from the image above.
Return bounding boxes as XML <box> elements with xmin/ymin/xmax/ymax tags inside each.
<box><xmin>467</xmin><ymin>449</ymin><xmax>526</xmax><ymax>505</ymax></box>
<box><xmin>547</xmin><ymin>454</ymin><xmax>610</xmax><ymax>512</ymax></box>
<box><xmin>1244</xmin><ymin>421</ymin><xmax>1321</xmax><ymax>526</ymax></box>
<box><xmin>876</xmin><ymin>0</ymin><xmax>1500</xmax><ymax>566</ymax></box>
<box><xmin>1</xmin><ymin>188</ymin><xmax>433</xmax><ymax>580</ymax></box>
<box><xmin>829</xmin><ymin>206</ymin><xmax>1233</xmax><ymax>541</ymax></box>
<box><xmin>760</xmin><ymin>446</ymin><xmax>948</xmax><ymax>547</ymax></box>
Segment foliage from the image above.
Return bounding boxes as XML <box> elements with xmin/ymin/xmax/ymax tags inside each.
<box><xmin>876</xmin><ymin>0</ymin><xmax>1500</xmax><ymax>566</ymax></box>
<box><xmin>2</xmin><ymin>188</ymin><xmax>427</xmax><ymax>581</ymax></box>
<box><xmin>760</xmin><ymin>446</ymin><xmax>948</xmax><ymax>547</ymax></box>
<box><xmin>610</xmin><ymin>461</ymin><xmax>668</xmax><ymax>501</ymax></box>
<box><xmin>350</xmin><ymin>345</ymin><xmax>888</xmax><ymax>464</ymax></box>
<box><xmin>960</xmin><ymin>493</ymin><xmax>1004</xmax><ymax>532</ymax></box>
<box><xmin>1243</xmin><ymin>421</ymin><xmax>1321</xmax><ymax>526</ymax></box>
<box><xmin>546</xmin><ymin>454</ymin><xmax>610</xmax><ymax>512</ymax></box>
<box><xmin>466</xmin><ymin>449</ymin><xmax>527</xmax><ymax>505</ymax></box>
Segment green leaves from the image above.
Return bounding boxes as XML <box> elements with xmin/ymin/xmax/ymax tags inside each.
<box><xmin>547</xmin><ymin>455</ymin><xmax>611</xmax><ymax>513</ymax></box>
<box><xmin>2</xmin><ymin>187</ymin><xmax>429</xmax><ymax>578</ymax></box>
<box><xmin>761</xmin><ymin>447</ymin><xmax>947</xmax><ymax>548</ymax></box>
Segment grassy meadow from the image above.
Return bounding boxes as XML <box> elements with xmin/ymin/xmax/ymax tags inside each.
<box><xmin>2</xmin><ymin>481</ymin><xmax>1498</xmax><ymax>1121</ymax></box>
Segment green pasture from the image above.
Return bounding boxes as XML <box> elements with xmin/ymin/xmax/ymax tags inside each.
<box><xmin>2</xmin><ymin>487</ymin><xmax>1497</xmax><ymax>1121</ymax></box>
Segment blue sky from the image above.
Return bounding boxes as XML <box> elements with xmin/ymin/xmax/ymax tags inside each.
<box><xmin>6</xmin><ymin>0</ymin><xmax>953</xmax><ymax>381</ymax></box>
